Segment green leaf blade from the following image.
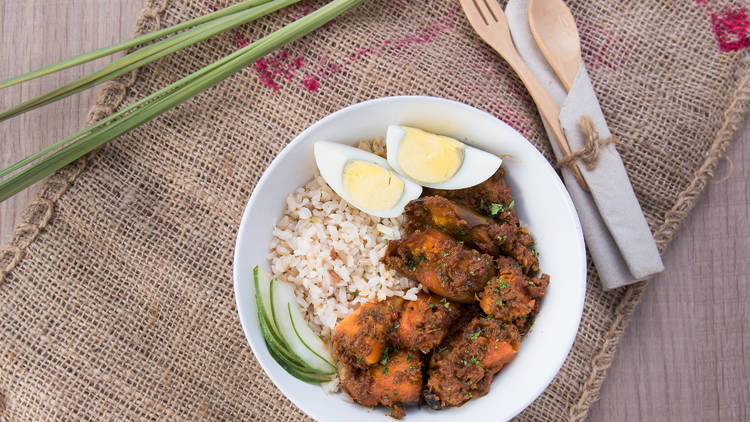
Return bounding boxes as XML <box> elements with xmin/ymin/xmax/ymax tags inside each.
<box><xmin>0</xmin><ymin>0</ymin><xmax>273</xmax><ymax>90</ymax></box>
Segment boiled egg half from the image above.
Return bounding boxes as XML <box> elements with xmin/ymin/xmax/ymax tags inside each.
<box><xmin>386</xmin><ymin>125</ymin><xmax>502</xmax><ymax>190</ymax></box>
<box><xmin>314</xmin><ymin>141</ymin><xmax>423</xmax><ymax>218</ymax></box>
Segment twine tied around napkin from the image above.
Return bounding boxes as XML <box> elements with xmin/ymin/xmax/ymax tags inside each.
<box><xmin>506</xmin><ymin>0</ymin><xmax>665</xmax><ymax>291</ymax></box>
<box><xmin>555</xmin><ymin>115</ymin><xmax>616</xmax><ymax>171</ymax></box>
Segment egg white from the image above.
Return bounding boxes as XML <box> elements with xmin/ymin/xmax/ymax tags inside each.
<box><xmin>313</xmin><ymin>141</ymin><xmax>423</xmax><ymax>218</ymax></box>
<box><xmin>385</xmin><ymin>125</ymin><xmax>502</xmax><ymax>190</ymax></box>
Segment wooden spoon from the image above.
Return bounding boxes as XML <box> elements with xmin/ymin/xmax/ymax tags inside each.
<box><xmin>459</xmin><ymin>0</ymin><xmax>589</xmax><ymax>191</ymax></box>
<box><xmin>528</xmin><ymin>0</ymin><xmax>582</xmax><ymax>91</ymax></box>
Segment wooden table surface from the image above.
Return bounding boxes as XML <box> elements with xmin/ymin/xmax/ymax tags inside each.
<box><xmin>1</xmin><ymin>1</ymin><xmax>748</xmax><ymax>420</ymax></box>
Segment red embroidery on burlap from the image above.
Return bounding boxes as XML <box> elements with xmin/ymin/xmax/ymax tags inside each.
<box><xmin>232</xmin><ymin>32</ymin><xmax>250</xmax><ymax>48</ymax></box>
<box><xmin>252</xmin><ymin>49</ymin><xmax>305</xmax><ymax>91</ymax></box>
<box><xmin>696</xmin><ymin>1</ymin><xmax>750</xmax><ymax>52</ymax></box>
<box><xmin>292</xmin><ymin>5</ymin><xmax>463</xmax><ymax>93</ymax></box>
<box><xmin>301</xmin><ymin>75</ymin><xmax>320</xmax><ymax>92</ymax></box>
<box><xmin>711</xmin><ymin>5</ymin><xmax>750</xmax><ymax>51</ymax></box>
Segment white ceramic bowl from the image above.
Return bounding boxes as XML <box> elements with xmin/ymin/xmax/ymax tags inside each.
<box><xmin>233</xmin><ymin>96</ymin><xmax>586</xmax><ymax>421</ymax></box>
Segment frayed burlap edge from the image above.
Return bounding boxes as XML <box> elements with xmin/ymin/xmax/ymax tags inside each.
<box><xmin>0</xmin><ymin>0</ymin><xmax>167</xmax><ymax>284</ymax></box>
<box><xmin>567</xmin><ymin>63</ymin><xmax>750</xmax><ymax>421</ymax></box>
<box><xmin>0</xmin><ymin>0</ymin><xmax>748</xmax><ymax>419</ymax></box>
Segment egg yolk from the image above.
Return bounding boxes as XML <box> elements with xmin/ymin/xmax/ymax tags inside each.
<box><xmin>396</xmin><ymin>127</ymin><xmax>465</xmax><ymax>184</ymax></box>
<box><xmin>342</xmin><ymin>160</ymin><xmax>405</xmax><ymax>212</ymax></box>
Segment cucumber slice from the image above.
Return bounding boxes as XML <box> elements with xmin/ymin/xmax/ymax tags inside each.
<box><xmin>271</xmin><ymin>280</ymin><xmax>336</xmax><ymax>374</ymax></box>
<box><xmin>254</xmin><ymin>266</ymin><xmax>281</xmax><ymax>341</ymax></box>
<box><xmin>288</xmin><ymin>304</ymin><xmax>336</xmax><ymax>369</ymax></box>
<box><xmin>255</xmin><ymin>267</ymin><xmax>311</xmax><ymax>369</ymax></box>
<box><xmin>253</xmin><ymin>266</ymin><xmax>336</xmax><ymax>380</ymax></box>
<box><xmin>258</xmin><ymin>307</ymin><xmax>312</xmax><ymax>372</ymax></box>
<box><xmin>266</xmin><ymin>338</ymin><xmax>332</xmax><ymax>384</ymax></box>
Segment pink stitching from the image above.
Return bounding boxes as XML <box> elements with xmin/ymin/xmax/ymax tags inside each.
<box><xmin>254</xmin><ymin>59</ymin><xmax>280</xmax><ymax>91</ymax></box>
<box><xmin>711</xmin><ymin>5</ymin><xmax>750</xmax><ymax>52</ymax></box>
<box><xmin>232</xmin><ymin>32</ymin><xmax>250</xmax><ymax>48</ymax></box>
<box><xmin>247</xmin><ymin>5</ymin><xmax>463</xmax><ymax>93</ymax></box>
<box><xmin>301</xmin><ymin>75</ymin><xmax>320</xmax><ymax>92</ymax></box>
<box><xmin>695</xmin><ymin>1</ymin><xmax>750</xmax><ymax>52</ymax></box>
<box><xmin>307</xmin><ymin>6</ymin><xmax>462</xmax><ymax>90</ymax></box>
<box><xmin>252</xmin><ymin>49</ymin><xmax>305</xmax><ymax>91</ymax></box>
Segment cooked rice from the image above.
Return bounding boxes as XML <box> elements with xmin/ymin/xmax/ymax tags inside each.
<box><xmin>267</xmin><ymin>172</ymin><xmax>422</xmax><ymax>340</ymax></box>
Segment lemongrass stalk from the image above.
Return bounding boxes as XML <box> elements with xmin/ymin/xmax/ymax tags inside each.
<box><xmin>0</xmin><ymin>0</ymin><xmax>298</xmax><ymax>122</ymax></box>
<box><xmin>0</xmin><ymin>2</ymin><xmax>284</xmax><ymax>180</ymax></box>
<box><xmin>0</xmin><ymin>0</ymin><xmax>364</xmax><ymax>202</ymax></box>
<box><xmin>0</xmin><ymin>0</ymin><xmax>273</xmax><ymax>90</ymax></box>
<box><xmin>0</xmin><ymin>5</ymin><xmax>286</xmax><ymax>180</ymax></box>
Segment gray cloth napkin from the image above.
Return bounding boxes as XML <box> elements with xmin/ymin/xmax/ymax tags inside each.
<box><xmin>506</xmin><ymin>0</ymin><xmax>663</xmax><ymax>290</ymax></box>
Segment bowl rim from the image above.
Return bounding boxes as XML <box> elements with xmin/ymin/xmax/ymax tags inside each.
<box><xmin>233</xmin><ymin>95</ymin><xmax>586</xmax><ymax>421</ymax></box>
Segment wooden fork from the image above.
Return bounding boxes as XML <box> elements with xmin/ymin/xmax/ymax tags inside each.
<box><xmin>459</xmin><ymin>0</ymin><xmax>589</xmax><ymax>191</ymax></box>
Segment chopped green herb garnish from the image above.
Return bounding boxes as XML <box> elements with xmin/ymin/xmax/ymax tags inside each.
<box><xmin>486</xmin><ymin>314</ymin><xmax>493</xmax><ymax>320</ymax></box>
<box><xmin>380</xmin><ymin>347</ymin><xmax>392</xmax><ymax>367</ymax></box>
<box><xmin>489</xmin><ymin>203</ymin><xmax>504</xmax><ymax>216</ymax></box>
<box><xmin>529</xmin><ymin>281</ymin><xmax>536</xmax><ymax>286</ymax></box>
<box><xmin>470</xmin><ymin>328</ymin><xmax>482</xmax><ymax>340</ymax></box>
<box><xmin>498</xmin><ymin>280</ymin><xmax>509</xmax><ymax>289</ymax></box>
<box><xmin>495</xmin><ymin>300</ymin><xmax>503</xmax><ymax>307</ymax></box>
<box><xmin>442</xmin><ymin>251</ymin><xmax>449</xmax><ymax>257</ymax></box>
<box><xmin>352</xmin><ymin>289</ymin><xmax>359</xmax><ymax>298</ymax></box>
<box><xmin>404</xmin><ymin>254</ymin><xmax>426</xmax><ymax>271</ymax></box>
<box><xmin>456</xmin><ymin>227</ymin><xmax>468</xmax><ymax>236</ymax></box>
<box><xmin>470</xmin><ymin>356</ymin><xmax>480</xmax><ymax>365</ymax></box>
<box><xmin>441</xmin><ymin>297</ymin><xmax>451</xmax><ymax>309</ymax></box>
<box><xmin>496</xmin><ymin>235</ymin><xmax>508</xmax><ymax>242</ymax></box>
<box><xmin>394</xmin><ymin>322</ymin><xmax>400</xmax><ymax>329</ymax></box>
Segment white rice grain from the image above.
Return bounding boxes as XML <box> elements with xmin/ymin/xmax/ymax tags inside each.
<box><xmin>267</xmin><ymin>173</ymin><xmax>422</xmax><ymax>340</ymax></box>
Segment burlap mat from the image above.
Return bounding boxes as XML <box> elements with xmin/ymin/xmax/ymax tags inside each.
<box><xmin>1</xmin><ymin>0</ymin><xmax>748</xmax><ymax>420</ymax></box>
